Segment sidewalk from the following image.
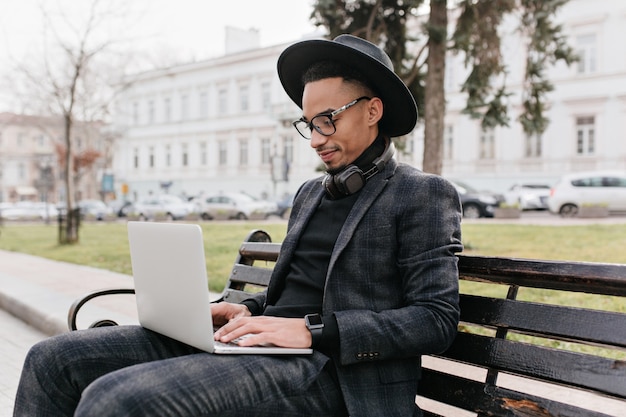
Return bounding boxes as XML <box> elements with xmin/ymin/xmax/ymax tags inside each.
<box><xmin>0</xmin><ymin>250</ymin><xmax>138</xmax><ymax>417</ymax></box>
<box><xmin>1</xmin><ymin>247</ymin><xmax>625</xmax><ymax>416</ymax></box>
<box><xmin>0</xmin><ymin>249</ymin><xmax>222</xmax><ymax>417</ymax></box>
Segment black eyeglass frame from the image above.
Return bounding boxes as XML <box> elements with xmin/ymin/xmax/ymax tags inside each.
<box><xmin>292</xmin><ymin>96</ymin><xmax>371</xmax><ymax>139</ymax></box>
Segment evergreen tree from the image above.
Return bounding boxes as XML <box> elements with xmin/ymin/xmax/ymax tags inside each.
<box><xmin>311</xmin><ymin>0</ymin><xmax>577</xmax><ymax>174</ymax></box>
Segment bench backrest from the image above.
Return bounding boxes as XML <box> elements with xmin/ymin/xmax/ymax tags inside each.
<box><xmin>225</xmin><ymin>231</ymin><xmax>626</xmax><ymax>416</ymax></box>
<box><xmin>218</xmin><ymin>229</ymin><xmax>278</xmax><ymax>304</ymax></box>
<box><xmin>421</xmin><ymin>255</ymin><xmax>626</xmax><ymax>417</ymax></box>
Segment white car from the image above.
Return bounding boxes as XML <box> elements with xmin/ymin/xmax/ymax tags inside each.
<box><xmin>78</xmin><ymin>199</ymin><xmax>114</xmax><ymax>220</ymax></box>
<box><xmin>0</xmin><ymin>201</ymin><xmax>59</xmax><ymax>221</ymax></box>
<box><xmin>503</xmin><ymin>184</ymin><xmax>551</xmax><ymax>210</ymax></box>
<box><xmin>548</xmin><ymin>171</ymin><xmax>626</xmax><ymax>217</ymax></box>
<box><xmin>194</xmin><ymin>193</ymin><xmax>277</xmax><ymax>220</ymax></box>
<box><xmin>132</xmin><ymin>195</ymin><xmax>194</xmax><ymax>220</ymax></box>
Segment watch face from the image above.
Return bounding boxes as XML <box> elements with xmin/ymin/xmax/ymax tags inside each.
<box><xmin>306</xmin><ymin>314</ymin><xmax>323</xmax><ymax>326</ymax></box>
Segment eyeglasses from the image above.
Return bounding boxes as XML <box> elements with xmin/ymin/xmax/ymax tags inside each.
<box><xmin>292</xmin><ymin>96</ymin><xmax>371</xmax><ymax>139</ymax></box>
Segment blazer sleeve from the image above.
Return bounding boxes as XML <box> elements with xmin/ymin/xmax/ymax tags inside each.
<box><xmin>331</xmin><ymin>171</ymin><xmax>463</xmax><ymax>366</ymax></box>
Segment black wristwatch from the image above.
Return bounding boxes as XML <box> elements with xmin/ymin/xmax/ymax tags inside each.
<box><xmin>304</xmin><ymin>314</ymin><xmax>324</xmax><ymax>348</ymax></box>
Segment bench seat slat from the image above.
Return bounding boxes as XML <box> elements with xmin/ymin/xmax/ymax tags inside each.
<box><xmin>238</xmin><ymin>242</ymin><xmax>281</xmax><ymax>263</ymax></box>
<box><xmin>418</xmin><ymin>369</ymin><xmax>614</xmax><ymax>417</ymax></box>
<box><xmin>229</xmin><ymin>264</ymin><xmax>273</xmax><ymax>288</ymax></box>
<box><xmin>458</xmin><ymin>255</ymin><xmax>626</xmax><ymax>296</ymax></box>
<box><xmin>460</xmin><ymin>295</ymin><xmax>626</xmax><ymax>347</ymax></box>
<box><xmin>440</xmin><ymin>332</ymin><xmax>626</xmax><ymax>397</ymax></box>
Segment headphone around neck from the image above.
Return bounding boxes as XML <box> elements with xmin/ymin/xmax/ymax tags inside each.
<box><xmin>322</xmin><ymin>139</ymin><xmax>395</xmax><ymax>200</ymax></box>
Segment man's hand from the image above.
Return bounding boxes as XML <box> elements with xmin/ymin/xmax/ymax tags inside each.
<box><xmin>213</xmin><ymin>314</ymin><xmax>313</xmax><ymax>349</ymax></box>
<box><xmin>211</xmin><ymin>302</ymin><xmax>251</xmax><ymax>326</ymax></box>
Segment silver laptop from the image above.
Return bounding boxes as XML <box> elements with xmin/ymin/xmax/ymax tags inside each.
<box><xmin>127</xmin><ymin>221</ymin><xmax>312</xmax><ymax>355</ymax></box>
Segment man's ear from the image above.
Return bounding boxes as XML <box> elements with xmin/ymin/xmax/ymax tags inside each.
<box><xmin>367</xmin><ymin>97</ymin><xmax>383</xmax><ymax>126</ymax></box>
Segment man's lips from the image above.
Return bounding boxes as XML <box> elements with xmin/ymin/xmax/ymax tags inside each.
<box><xmin>317</xmin><ymin>149</ymin><xmax>337</xmax><ymax>163</ymax></box>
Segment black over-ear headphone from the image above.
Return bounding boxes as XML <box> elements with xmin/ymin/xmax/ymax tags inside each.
<box><xmin>322</xmin><ymin>139</ymin><xmax>395</xmax><ymax>199</ymax></box>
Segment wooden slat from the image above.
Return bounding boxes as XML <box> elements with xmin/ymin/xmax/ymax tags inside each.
<box><xmin>458</xmin><ymin>255</ymin><xmax>626</xmax><ymax>296</ymax></box>
<box><xmin>459</xmin><ymin>295</ymin><xmax>626</xmax><ymax>347</ymax></box>
<box><xmin>440</xmin><ymin>332</ymin><xmax>626</xmax><ymax>397</ymax></box>
<box><xmin>238</xmin><ymin>242</ymin><xmax>281</xmax><ymax>263</ymax></box>
<box><xmin>222</xmin><ymin>289</ymin><xmax>257</xmax><ymax>304</ymax></box>
<box><xmin>228</xmin><ymin>264</ymin><xmax>273</xmax><ymax>288</ymax></box>
<box><xmin>418</xmin><ymin>369</ymin><xmax>614</xmax><ymax>417</ymax></box>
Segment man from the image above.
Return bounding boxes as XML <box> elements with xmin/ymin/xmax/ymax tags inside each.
<box><xmin>14</xmin><ymin>35</ymin><xmax>462</xmax><ymax>417</ymax></box>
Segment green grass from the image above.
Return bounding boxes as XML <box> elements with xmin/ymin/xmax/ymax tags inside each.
<box><xmin>2</xmin><ymin>220</ymin><xmax>625</xmax><ymax>357</ymax></box>
<box><xmin>0</xmin><ymin>221</ymin><xmax>287</xmax><ymax>293</ymax></box>
<box><xmin>461</xmin><ymin>223</ymin><xmax>626</xmax><ymax>263</ymax></box>
<box><xmin>2</xmin><ymin>221</ymin><xmax>626</xmax><ymax>292</ymax></box>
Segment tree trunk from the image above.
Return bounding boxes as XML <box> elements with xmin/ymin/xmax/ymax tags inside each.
<box><xmin>60</xmin><ymin>112</ymin><xmax>79</xmax><ymax>244</ymax></box>
<box><xmin>422</xmin><ymin>0</ymin><xmax>448</xmax><ymax>175</ymax></box>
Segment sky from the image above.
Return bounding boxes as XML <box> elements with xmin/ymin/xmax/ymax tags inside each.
<box><xmin>0</xmin><ymin>0</ymin><xmax>320</xmax><ymax>59</ymax></box>
<box><xmin>0</xmin><ymin>0</ymin><xmax>322</xmax><ymax>112</ymax></box>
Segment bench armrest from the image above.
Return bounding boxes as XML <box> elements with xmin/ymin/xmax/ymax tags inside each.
<box><xmin>67</xmin><ymin>288</ymin><xmax>135</xmax><ymax>331</ymax></box>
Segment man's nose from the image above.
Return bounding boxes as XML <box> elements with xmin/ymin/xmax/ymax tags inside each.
<box><xmin>309</xmin><ymin>130</ymin><xmax>327</xmax><ymax>148</ymax></box>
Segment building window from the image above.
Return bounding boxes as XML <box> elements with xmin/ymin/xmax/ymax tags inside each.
<box><xmin>444</xmin><ymin>54</ymin><xmax>456</xmax><ymax>92</ymax></box>
<box><xmin>261</xmin><ymin>82</ymin><xmax>271</xmax><ymax>110</ymax></box>
<box><xmin>148</xmin><ymin>100</ymin><xmax>155</xmax><ymax>124</ymax></box>
<box><xmin>218</xmin><ymin>88</ymin><xmax>228</xmax><ymax>115</ymax></box>
<box><xmin>182</xmin><ymin>143</ymin><xmax>188</xmax><ymax>167</ymax></box>
<box><xmin>165</xmin><ymin>145</ymin><xmax>171</xmax><ymax>167</ymax></box>
<box><xmin>133</xmin><ymin>148</ymin><xmax>139</xmax><ymax>169</ymax></box>
<box><xmin>444</xmin><ymin>125</ymin><xmax>454</xmax><ymax>160</ymax></box>
<box><xmin>149</xmin><ymin>146</ymin><xmax>154</xmax><ymax>168</ymax></box>
<box><xmin>199</xmin><ymin>91</ymin><xmax>209</xmax><ymax>118</ymax></box>
<box><xmin>239</xmin><ymin>139</ymin><xmax>248</xmax><ymax>165</ymax></box>
<box><xmin>200</xmin><ymin>141</ymin><xmax>207</xmax><ymax>166</ymax></box>
<box><xmin>525</xmin><ymin>133</ymin><xmax>542</xmax><ymax>157</ymax></box>
<box><xmin>239</xmin><ymin>85</ymin><xmax>249</xmax><ymax>112</ymax></box>
<box><xmin>261</xmin><ymin>138</ymin><xmax>271</xmax><ymax>164</ymax></box>
<box><xmin>218</xmin><ymin>141</ymin><xmax>228</xmax><ymax>166</ymax></box>
<box><xmin>284</xmin><ymin>137</ymin><xmax>293</xmax><ymax>163</ymax></box>
<box><xmin>132</xmin><ymin>102</ymin><xmax>139</xmax><ymax>125</ymax></box>
<box><xmin>164</xmin><ymin>97</ymin><xmax>171</xmax><ymax>122</ymax></box>
<box><xmin>479</xmin><ymin>128</ymin><xmax>495</xmax><ymax>159</ymax></box>
<box><xmin>181</xmin><ymin>94</ymin><xmax>189</xmax><ymax>121</ymax></box>
<box><xmin>576</xmin><ymin>34</ymin><xmax>597</xmax><ymax>74</ymax></box>
<box><xmin>576</xmin><ymin>116</ymin><xmax>595</xmax><ymax>155</ymax></box>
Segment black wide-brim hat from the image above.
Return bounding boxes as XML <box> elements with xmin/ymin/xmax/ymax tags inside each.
<box><xmin>277</xmin><ymin>34</ymin><xmax>418</xmax><ymax>137</ymax></box>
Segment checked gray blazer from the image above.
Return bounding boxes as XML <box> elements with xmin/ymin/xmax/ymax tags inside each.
<box><xmin>253</xmin><ymin>158</ymin><xmax>462</xmax><ymax>417</ymax></box>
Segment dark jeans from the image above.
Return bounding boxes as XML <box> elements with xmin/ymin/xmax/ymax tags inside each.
<box><xmin>13</xmin><ymin>326</ymin><xmax>347</xmax><ymax>416</ymax></box>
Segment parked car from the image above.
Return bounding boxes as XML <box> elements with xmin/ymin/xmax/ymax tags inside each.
<box><xmin>194</xmin><ymin>193</ymin><xmax>277</xmax><ymax>220</ymax></box>
<box><xmin>273</xmin><ymin>193</ymin><xmax>294</xmax><ymax>218</ymax></box>
<box><xmin>448</xmin><ymin>179</ymin><xmax>504</xmax><ymax>219</ymax></box>
<box><xmin>78</xmin><ymin>199</ymin><xmax>113</xmax><ymax>220</ymax></box>
<box><xmin>107</xmin><ymin>200</ymin><xmax>135</xmax><ymax>218</ymax></box>
<box><xmin>548</xmin><ymin>171</ymin><xmax>626</xmax><ymax>217</ymax></box>
<box><xmin>0</xmin><ymin>201</ymin><xmax>59</xmax><ymax>221</ymax></box>
<box><xmin>503</xmin><ymin>183</ymin><xmax>551</xmax><ymax>210</ymax></box>
<box><xmin>131</xmin><ymin>194</ymin><xmax>194</xmax><ymax>220</ymax></box>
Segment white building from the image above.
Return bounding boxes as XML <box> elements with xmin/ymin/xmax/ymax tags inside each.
<box><xmin>112</xmin><ymin>32</ymin><xmax>322</xmax><ymax>202</ymax></box>
<box><xmin>0</xmin><ymin>113</ymin><xmax>108</xmax><ymax>204</ymax></box>
<box><xmin>113</xmin><ymin>0</ymin><xmax>626</xmax><ymax>202</ymax></box>
<box><xmin>435</xmin><ymin>0</ymin><xmax>626</xmax><ymax>192</ymax></box>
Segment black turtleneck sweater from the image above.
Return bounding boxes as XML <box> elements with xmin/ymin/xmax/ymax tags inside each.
<box><xmin>244</xmin><ymin>135</ymin><xmax>387</xmax><ymax>352</ymax></box>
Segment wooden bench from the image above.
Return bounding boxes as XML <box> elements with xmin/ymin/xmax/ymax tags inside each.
<box><xmin>68</xmin><ymin>229</ymin><xmax>626</xmax><ymax>416</ymax></box>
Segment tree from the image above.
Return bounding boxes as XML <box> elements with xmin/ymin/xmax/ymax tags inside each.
<box><xmin>311</xmin><ymin>0</ymin><xmax>577</xmax><ymax>174</ymax></box>
<box><xmin>10</xmin><ymin>0</ymin><xmax>134</xmax><ymax>243</ymax></box>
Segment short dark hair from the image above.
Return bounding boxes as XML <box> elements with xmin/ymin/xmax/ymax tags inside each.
<box><xmin>302</xmin><ymin>61</ymin><xmax>378</xmax><ymax>97</ymax></box>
